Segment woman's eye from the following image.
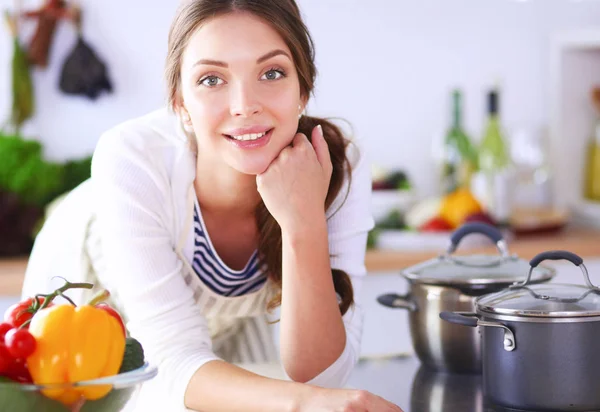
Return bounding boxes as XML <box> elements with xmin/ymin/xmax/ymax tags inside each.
<box><xmin>261</xmin><ymin>69</ymin><xmax>284</xmax><ymax>81</ymax></box>
<box><xmin>199</xmin><ymin>76</ymin><xmax>224</xmax><ymax>87</ymax></box>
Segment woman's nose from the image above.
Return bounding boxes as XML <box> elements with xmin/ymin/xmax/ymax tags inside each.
<box><xmin>229</xmin><ymin>81</ymin><xmax>262</xmax><ymax>118</ymax></box>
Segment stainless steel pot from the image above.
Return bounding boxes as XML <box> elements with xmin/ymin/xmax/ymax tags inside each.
<box><xmin>441</xmin><ymin>250</ymin><xmax>600</xmax><ymax>411</ymax></box>
<box><xmin>377</xmin><ymin>222</ymin><xmax>555</xmax><ymax>374</ymax></box>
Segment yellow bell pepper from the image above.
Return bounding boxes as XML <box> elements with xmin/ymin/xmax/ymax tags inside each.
<box><xmin>439</xmin><ymin>188</ymin><xmax>483</xmax><ymax>229</ymax></box>
<box><xmin>26</xmin><ymin>304</ymin><xmax>126</xmax><ymax>406</ymax></box>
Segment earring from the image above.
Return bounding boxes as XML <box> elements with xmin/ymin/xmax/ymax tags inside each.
<box><xmin>298</xmin><ymin>104</ymin><xmax>303</xmax><ymax>119</ymax></box>
<box><xmin>181</xmin><ymin>110</ymin><xmax>193</xmax><ymax>132</ymax></box>
<box><xmin>182</xmin><ymin>111</ymin><xmax>191</xmax><ymax>123</ymax></box>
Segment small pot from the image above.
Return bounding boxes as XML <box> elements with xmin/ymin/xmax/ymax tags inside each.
<box><xmin>441</xmin><ymin>250</ymin><xmax>600</xmax><ymax>411</ymax></box>
<box><xmin>377</xmin><ymin>222</ymin><xmax>555</xmax><ymax>374</ymax></box>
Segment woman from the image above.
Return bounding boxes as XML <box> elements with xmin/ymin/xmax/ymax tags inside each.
<box><xmin>23</xmin><ymin>0</ymin><xmax>402</xmax><ymax>411</ymax></box>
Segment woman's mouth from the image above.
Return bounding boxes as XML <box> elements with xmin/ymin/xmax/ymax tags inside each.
<box><xmin>223</xmin><ymin>128</ymin><xmax>273</xmax><ymax>149</ymax></box>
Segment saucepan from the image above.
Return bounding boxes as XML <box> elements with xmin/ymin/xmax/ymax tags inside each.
<box><xmin>441</xmin><ymin>250</ymin><xmax>600</xmax><ymax>411</ymax></box>
<box><xmin>377</xmin><ymin>222</ymin><xmax>555</xmax><ymax>374</ymax></box>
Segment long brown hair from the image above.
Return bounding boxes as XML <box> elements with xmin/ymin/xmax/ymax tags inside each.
<box><xmin>165</xmin><ymin>0</ymin><xmax>355</xmax><ymax>315</ymax></box>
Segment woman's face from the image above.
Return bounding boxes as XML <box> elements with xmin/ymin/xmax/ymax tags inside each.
<box><xmin>180</xmin><ymin>12</ymin><xmax>304</xmax><ymax>175</ymax></box>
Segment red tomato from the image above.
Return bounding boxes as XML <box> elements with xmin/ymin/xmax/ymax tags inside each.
<box><xmin>0</xmin><ymin>344</ymin><xmax>12</xmax><ymax>375</ymax></box>
<box><xmin>4</xmin><ymin>297</ymin><xmax>53</xmax><ymax>329</ymax></box>
<box><xmin>96</xmin><ymin>303</ymin><xmax>126</xmax><ymax>336</ymax></box>
<box><xmin>6</xmin><ymin>357</ymin><xmax>32</xmax><ymax>383</ymax></box>
<box><xmin>0</xmin><ymin>323</ymin><xmax>12</xmax><ymax>342</ymax></box>
<box><xmin>419</xmin><ymin>216</ymin><xmax>453</xmax><ymax>232</ymax></box>
<box><xmin>4</xmin><ymin>328</ymin><xmax>36</xmax><ymax>359</ymax></box>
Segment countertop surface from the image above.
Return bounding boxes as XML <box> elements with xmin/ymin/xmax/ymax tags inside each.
<box><xmin>366</xmin><ymin>225</ymin><xmax>600</xmax><ymax>272</ymax></box>
<box><xmin>2</xmin><ymin>226</ymin><xmax>600</xmax><ymax>296</ymax></box>
<box><xmin>243</xmin><ymin>355</ymin><xmax>598</xmax><ymax>412</ymax></box>
<box><xmin>344</xmin><ymin>356</ymin><xmax>598</xmax><ymax>412</ymax></box>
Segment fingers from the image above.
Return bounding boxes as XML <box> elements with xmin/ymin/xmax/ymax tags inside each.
<box><xmin>371</xmin><ymin>394</ymin><xmax>403</xmax><ymax>412</ymax></box>
<box><xmin>291</xmin><ymin>132</ymin><xmax>308</xmax><ymax>147</ymax></box>
<box><xmin>279</xmin><ymin>129</ymin><xmax>332</xmax><ymax>183</ymax></box>
<box><xmin>311</xmin><ymin>125</ymin><xmax>332</xmax><ymax>175</ymax></box>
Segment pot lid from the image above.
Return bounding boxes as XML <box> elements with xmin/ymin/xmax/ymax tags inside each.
<box><xmin>477</xmin><ymin>284</ymin><xmax>600</xmax><ymax>317</ymax></box>
<box><xmin>404</xmin><ymin>255</ymin><xmax>554</xmax><ymax>286</ymax></box>
<box><xmin>476</xmin><ymin>250</ymin><xmax>600</xmax><ymax>318</ymax></box>
<box><xmin>402</xmin><ymin>222</ymin><xmax>554</xmax><ymax>287</ymax></box>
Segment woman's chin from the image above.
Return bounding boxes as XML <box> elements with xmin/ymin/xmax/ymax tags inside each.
<box><xmin>230</xmin><ymin>160</ymin><xmax>272</xmax><ymax>176</ymax></box>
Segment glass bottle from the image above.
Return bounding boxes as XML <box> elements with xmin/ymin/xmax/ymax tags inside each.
<box><xmin>441</xmin><ymin>89</ymin><xmax>478</xmax><ymax>194</ymax></box>
<box><xmin>473</xmin><ymin>88</ymin><xmax>514</xmax><ymax>226</ymax></box>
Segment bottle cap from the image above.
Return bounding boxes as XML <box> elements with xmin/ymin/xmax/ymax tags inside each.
<box><xmin>488</xmin><ymin>90</ymin><xmax>499</xmax><ymax>115</ymax></box>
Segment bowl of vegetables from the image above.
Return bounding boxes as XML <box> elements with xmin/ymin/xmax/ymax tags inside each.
<box><xmin>0</xmin><ymin>363</ymin><xmax>156</xmax><ymax>412</ymax></box>
<box><xmin>0</xmin><ymin>280</ymin><xmax>157</xmax><ymax>411</ymax></box>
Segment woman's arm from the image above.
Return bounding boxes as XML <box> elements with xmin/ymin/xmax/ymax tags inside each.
<box><xmin>279</xmin><ymin>216</ymin><xmax>347</xmax><ymax>382</ymax></box>
<box><xmin>184</xmin><ymin>359</ymin><xmax>403</xmax><ymax>412</ymax></box>
<box><xmin>92</xmin><ymin>129</ymin><xmax>225</xmax><ymax>410</ymax></box>
<box><xmin>271</xmin><ymin>131</ymin><xmax>375</xmax><ymax>384</ymax></box>
<box><xmin>184</xmin><ymin>360</ymin><xmax>310</xmax><ymax>411</ymax></box>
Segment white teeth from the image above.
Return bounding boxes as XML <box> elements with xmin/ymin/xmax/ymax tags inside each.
<box><xmin>231</xmin><ymin>131</ymin><xmax>267</xmax><ymax>141</ymax></box>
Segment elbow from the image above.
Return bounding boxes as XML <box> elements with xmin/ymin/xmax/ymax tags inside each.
<box><xmin>282</xmin><ymin>353</ymin><xmax>336</xmax><ymax>383</ymax></box>
<box><xmin>282</xmin><ymin>344</ymin><xmax>348</xmax><ymax>384</ymax></box>
<box><xmin>288</xmin><ymin>342</ymin><xmax>359</xmax><ymax>388</ymax></box>
<box><xmin>285</xmin><ymin>367</ymin><xmax>319</xmax><ymax>384</ymax></box>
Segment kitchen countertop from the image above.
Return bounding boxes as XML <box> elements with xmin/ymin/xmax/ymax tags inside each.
<box><xmin>1</xmin><ymin>226</ymin><xmax>600</xmax><ymax>296</ymax></box>
<box><xmin>366</xmin><ymin>225</ymin><xmax>600</xmax><ymax>272</ymax></box>
<box><xmin>348</xmin><ymin>355</ymin><xmax>600</xmax><ymax>412</ymax></box>
<box><xmin>244</xmin><ymin>355</ymin><xmax>597</xmax><ymax>412</ymax></box>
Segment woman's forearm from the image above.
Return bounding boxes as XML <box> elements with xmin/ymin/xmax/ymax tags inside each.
<box><xmin>279</xmin><ymin>216</ymin><xmax>347</xmax><ymax>382</ymax></box>
<box><xmin>184</xmin><ymin>360</ymin><xmax>312</xmax><ymax>412</ymax></box>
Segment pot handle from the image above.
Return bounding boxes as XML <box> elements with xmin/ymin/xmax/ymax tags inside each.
<box><xmin>439</xmin><ymin>311</ymin><xmax>479</xmax><ymax>327</ymax></box>
<box><xmin>514</xmin><ymin>250</ymin><xmax>598</xmax><ymax>290</ymax></box>
<box><xmin>377</xmin><ymin>293</ymin><xmax>417</xmax><ymax>312</ymax></box>
<box><xmin>530</xmin><ymin>250</ymin><xmax>583</xmax><ymax>268</ymax></box>
<box><xmin>440</xmin><ymin>311</ymin><xmax>516</xmax><ymax>352</ymax></box>
<box><xmin>446</xmin><ymin>222</ymin><xmax>509</xmax><ymax>258</ymax></box>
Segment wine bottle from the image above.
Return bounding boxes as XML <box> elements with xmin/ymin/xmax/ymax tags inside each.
<box><xmin>441</xmin><ymin>89</ymin><xmax>478</xmax><ymax>194</ymax></box>
<box><xmin>479</xmin><ymin>89</ymin><xmax>509</xmax><ymax>171</ymax></box>
<box><xmin>474</xmin><ymin>88</ymin><xmax>513</xmax><ymax>225</ymax></box>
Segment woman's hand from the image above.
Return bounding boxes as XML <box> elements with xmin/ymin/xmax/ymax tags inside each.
<box><xmin>256</xmin><ymin>125</ymin><xmax>332</xmax><ymax>232</ymax></box>
<box><xmin>297</xmin><ymin>387</ymin><xmax>404</xmax><ymax>412</ymax></box>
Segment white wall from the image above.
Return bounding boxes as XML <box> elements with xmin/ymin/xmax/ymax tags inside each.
<box><xmin>1</xmin><ymin>0</ymin><xmax>599</xmax><ymax>197</ymax></box>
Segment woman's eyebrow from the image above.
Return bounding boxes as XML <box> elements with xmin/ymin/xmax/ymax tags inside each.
<box><xmin>256</xmin><ymin>49</ymin><xmax>291</xmax><ymax>64</ymax></box>
<box><xmin>192</xmin><ymin>49</ymin><xmax>291</xmax><ymax>68</ymax></box>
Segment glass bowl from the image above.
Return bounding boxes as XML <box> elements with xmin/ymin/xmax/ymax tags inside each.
<box><xmin>0</xmin><ymin>363</ymin><xmax>157</xmax><ymax>412</ymax></box>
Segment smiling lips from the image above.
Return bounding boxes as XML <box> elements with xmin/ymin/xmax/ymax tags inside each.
<box><xmin>225</xmin><ymin>125</ymin><xmax>272</xmax><ymax>137</ymax></box>
<box><xmin>224</xmin><ymin>127</ymin><xmax>273</xmax><ymax>149</ymax></box>
<box><xmin>229</xmin><ymin>131</ymin><xmax>269</xmax><ymax>141</ymax></box>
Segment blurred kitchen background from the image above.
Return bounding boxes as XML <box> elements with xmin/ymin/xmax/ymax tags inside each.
<box><xmin>1</xmin><ymin>0</ymin><xmax>600</xmax><ymax>358</ymax></box>
<box><xmin>1</xmin><ymin>0</ymin><xmax>600</xmax><ymax>253</ymax></box>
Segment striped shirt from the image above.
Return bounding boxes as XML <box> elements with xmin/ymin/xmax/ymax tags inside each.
<box><xmin>191</xmin><ymin>202</ymin><xmax>267</xmax><ymax>297</ymax></box>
